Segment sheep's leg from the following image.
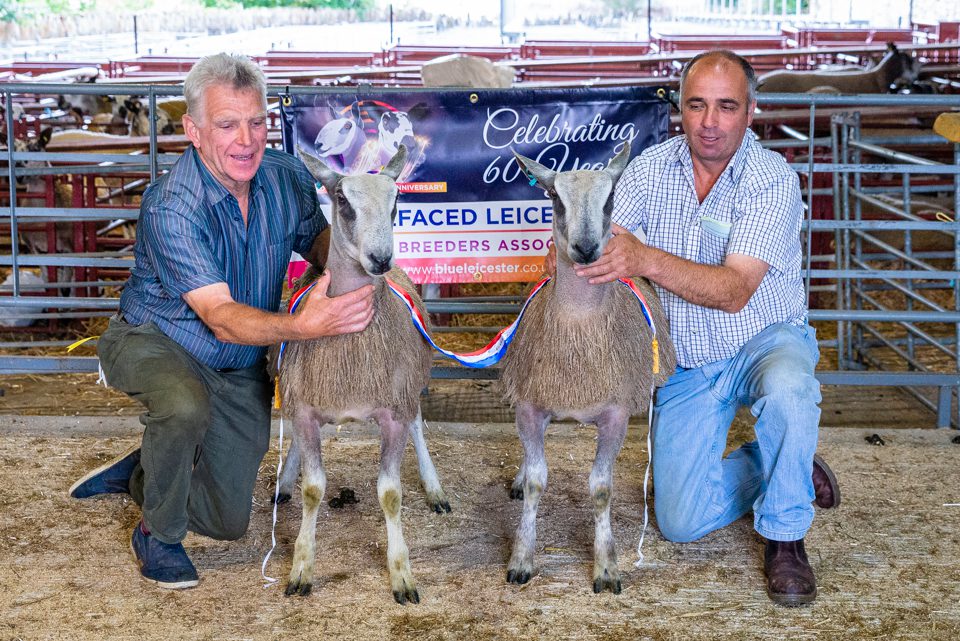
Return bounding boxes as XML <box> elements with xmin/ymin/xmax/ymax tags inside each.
<box><xmin>274</xmin><ymin>438</ymin><xmax>301</xmax><ymax>504</ymax></box>
<box><xmin>507</xmin><ymin>402</ymin><xmax>551</xmax><ymax>585</ymax></box>
<box><xmin>375</xmin><ymin>409</ymin><xmax>419</xmax><ymax>605</ymax></box>
<box><xmin>409</xmin><ymin>407</ymin><xmax>451</xmax><ymax>513</ymax></box>
<box><xmin>286</xmin><ymin>408</ymin><xmax>328</xmax><ymax>597</ymax></box>
<box><xmin>510</xmin><ymin>461</ymin><xmax>525</xmax><ymax>499</ymax></box>
<box><xmin>590</xmin><ymin>406</ymin><xmax>629</xmax><ymax>595</ymax></box>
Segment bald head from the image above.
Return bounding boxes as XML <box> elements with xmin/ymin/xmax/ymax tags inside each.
<box><xmin>680</xmin><ymin>50</ymin><xmax>757</xmax><ymax>106</ymax></box>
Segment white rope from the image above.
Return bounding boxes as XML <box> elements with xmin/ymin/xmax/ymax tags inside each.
<box><xmin>634</xmin><ymin>386</ymin><xmax>655</xmax><ymax>568</ymax></box>
<box><xmin>261</xmin><ymin>413</ymin><xmax>285</xmax><ymax>586</ymax></box>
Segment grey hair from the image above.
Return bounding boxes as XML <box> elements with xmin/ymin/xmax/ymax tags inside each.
<box><xmin>680</xmin><ymin>49</ymin><xmax>757</xmax><ymax>107</ymax></box>
<box><xmin>183</xmin><ymin>53</ymin><xmax>267</xmax><ymax>121</ymax></box>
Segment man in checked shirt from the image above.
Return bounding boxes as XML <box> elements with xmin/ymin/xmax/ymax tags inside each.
<box><xmin>575</xmin><ymin>50</ymin><xmax>841</xmax><ymax>606</ymax></box>
<box><xmin>68</xmin><ymin>53</ymin><xmax>374</xmax><ymax>589</ymax></box>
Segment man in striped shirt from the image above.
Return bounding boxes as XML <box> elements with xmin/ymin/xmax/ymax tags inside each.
<box><xmin>575</xmin><ymin>51</ymin><xmax>840</xmax><ymax>605</ymax></box>
<box><xmin>69</xmin><ymin>53</ymin><xmax>374</xmax><ymax>589</ymax></box>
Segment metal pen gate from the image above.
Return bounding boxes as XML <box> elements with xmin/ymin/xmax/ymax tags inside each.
<box><xmin>2</xmin><ymin>84</ymin><xmax>959</xmax><ymax>427</ymax></box>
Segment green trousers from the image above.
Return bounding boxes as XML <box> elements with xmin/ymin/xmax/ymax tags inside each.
<box><xmin>97</xmin><ymin>316</ymin><xmax>272</xmax><ymax>544</ymax></box>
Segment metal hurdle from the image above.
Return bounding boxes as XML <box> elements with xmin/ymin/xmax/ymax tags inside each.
<box><xmin>2</xmin><ymin>84</ymin><xmax>960</xmax><ymax>427</ymax></box>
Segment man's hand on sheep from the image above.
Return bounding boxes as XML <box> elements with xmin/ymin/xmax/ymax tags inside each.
<box><xmin>574</xmin><ymin>224</ymin><xmax>647</xmax><ymax>284</ymax></box>
<box><xmin>294</xmin><ymin>271</ymin><xmax>375</xmax><ymax>337</ymax></box>
<box><xmin>183</xmin><ymin>272</ymin><xmax>374</xmax><ymax>346</ymax></box>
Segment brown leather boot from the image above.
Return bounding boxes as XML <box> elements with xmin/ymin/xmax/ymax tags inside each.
<box><xmin>764</xmin><ymin>538</ymin><xmax>817</xmax><ymax>606</ymax></box>
<box><xmin>812</xmin><ymin>454</ymin><xmax>840</xmax><ymax>509</ymax></box>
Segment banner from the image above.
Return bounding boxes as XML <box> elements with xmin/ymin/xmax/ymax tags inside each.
<box><xmin>280</xmin><ymin>87</ymin><xmax>669</xmax><ymax>284</ymax></box>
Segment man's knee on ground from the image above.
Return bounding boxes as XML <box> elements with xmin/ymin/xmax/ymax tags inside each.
<box><xmin>217</xmin><ymin>512</ymin><xmax>251</xmax><ymax>541</ymax></box>
<box><xmin>195</xmin><ymin>509</ymin><xmax>251</xmax><ymax>541</ymax></box>
<box><xmin>150</xmin><ymin>379</ymin><xmax>210</xmax><ymax>429</ymax></box>
<box><xmin>654</xmin><ymin>501</ymin><xmax>708</xmax><ymax>543</ymax></box>
<box><xmin>756</xmin><ymin>370</ymin><xmax>820</xmax><ymax>412</ymax></box>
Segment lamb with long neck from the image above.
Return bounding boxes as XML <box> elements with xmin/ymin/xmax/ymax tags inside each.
<box><xmin>276</xmin><ymin>145</ymin><xmax>447</xmax><ymax>604</ymax></box>
<box><xmin>500</xmin><ymin>143</ymin><xmax>677</xmax><ymax>594</ymax></box>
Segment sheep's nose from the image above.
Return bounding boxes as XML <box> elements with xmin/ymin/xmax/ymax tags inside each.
<box><xmin>368</xmin><ymin>253</ymin><xmax>392</xmax><ymax>275</ymax></box>
<box><xmin>571</xmin><ymin>241</ymin><xmax>599</xmax><ymax>264</ymax></box>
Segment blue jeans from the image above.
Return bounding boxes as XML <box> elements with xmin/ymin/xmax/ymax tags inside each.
<box><xmin>651</xmin><ymin>323</ymin><xmax>821</xmax><ymax>543</ymax></box>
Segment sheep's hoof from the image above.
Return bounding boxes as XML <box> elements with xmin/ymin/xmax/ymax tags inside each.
<box><xmin>272</xmin><ymin>491</ymin><xmax>292</xmax><ymax>505</ymax></box>
<box><xmin>393</xmin><ymin>587</ymin><xmax>420</xmax><ymax>605</ymax></box>
<box><xmin>592</xmin><ymin>573</ymin><xmax>622</xmax><ymax>595</ymax></box>
<box><xmin>284</xmin><ymin>579</ymin><xmax>312</xmax><ymax>597</ymax></box>
<box><xmin>509</xmin><ymin>486</ymin><xmax>523</xmax><ymax>500</ymax></box>
<box><xmin>506</xmin><ymin>568</ymin><xmax>531</xmax><ymax>585</ymax></box>
<box><xmin>429</xmin><ymin>498</ymin><xmax>452</xmax><ymax>514</ymax></box>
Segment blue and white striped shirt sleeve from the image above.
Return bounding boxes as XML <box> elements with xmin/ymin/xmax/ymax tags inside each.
<box><xmin>139</xmin><ymin>204</ymin><xmax>224</xmax><ymax>298</ymax></box>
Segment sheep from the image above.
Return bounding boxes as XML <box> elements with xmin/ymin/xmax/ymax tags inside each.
<box><xmin>500</xmin><ymin>143</ymin><xmax>677</xmax><ymax>594</ymax></box>
<box><xmin>122</xmin><ymin>97</ymin><xmax>176</xmax><ymax>137</ymax></box>
<box><xmin>0</xmin><ymin>270</ymin><xmax>46</xmax><ymax>328</ymax></box>
<box><xmin>757</xmin><ymin>43</ymin><xmax>920</xmax><ymax>94</ymax></box>
<box><xmin>54</xmin><ymin>93</ymin><xmax>177</xmax><ymax>137</ymax></box>
<box><xmin>275</xmin><ymin>144</ymin><xmax>447</xmax><ymax>604</ymax></box>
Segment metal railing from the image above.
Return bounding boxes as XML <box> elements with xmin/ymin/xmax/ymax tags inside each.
<box><xmin>2</xmin><ymin>84</ymin><xmax>960</xmax><ymax>427</ymax></box>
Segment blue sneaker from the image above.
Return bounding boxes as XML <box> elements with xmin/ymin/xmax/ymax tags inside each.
<box><xmin>130</xmin><ymin>521</ymin><xmax>199</xmax><ymax>589</ymax></box>
<box><xmin>69</xmin><ymin>445</ymin><xmax>141</xmax><ymax>499</ymax></box>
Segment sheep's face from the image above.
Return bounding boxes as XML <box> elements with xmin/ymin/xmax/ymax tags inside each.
<box><xmin>298</xmin><ymin>144</ymin><xmax>408</xmax><ymax>277</ymax></box>
<box><xmin>514</xmin><ymin>144</ymin><xmax>631</xmax><ymax>266</ymax></box>
<box><xmin>551</xmin><ymin>171</ymin><xmax>615</xmax><ymax>264</ymax></box>
<box><xmin>332</xmin><ymin>174</ymin><xmax>400</xmax><ymax>276</ymax></box>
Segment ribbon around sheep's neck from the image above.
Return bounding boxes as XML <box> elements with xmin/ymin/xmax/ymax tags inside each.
<box><xmin>277</xmin><ymin>275</ymin><xmax>659</xmax><ymax>374</ymax></box>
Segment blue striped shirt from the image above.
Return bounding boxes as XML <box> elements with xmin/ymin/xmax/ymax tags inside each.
<box><xmin>615</xmin><ymin>131</ymin><xmax>806</xmax><ymax>368</ymax></box>
<box><xmin>120</xmin><ymin>146</ymin><xmax>326</xmax><ymax>369</ymax></box>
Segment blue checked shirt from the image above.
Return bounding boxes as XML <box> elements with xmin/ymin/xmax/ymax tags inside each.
<box><xmin>615</xmin><ymin>131</ymin><xmax>806</xmax><ymax>369</ymax></box>
<box><xmin>119</xmin><ymin>146</ymin><xmax>326</xmax><ymax>370</ymax></box>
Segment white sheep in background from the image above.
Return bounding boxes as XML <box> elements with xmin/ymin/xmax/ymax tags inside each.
<box><xmin>275</xmin><ymin>144</ymin><xmax>447</xmax><ymax>604</ymax></box>
<box><xmin>500</xmin><ymin>144</ymin><xmax>677</xmax><ymax>594</ymax></box>
<box><xmin>0</xmin><ymin>270</ymin><xmax>46</xmax><ymax>328</ymax></box>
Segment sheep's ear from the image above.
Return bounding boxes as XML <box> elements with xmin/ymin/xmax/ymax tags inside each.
<box><xmin>380</xmin><ymin>144</ymin><xmax>407</xmax><ymax>180</ymax></box>
<box><xmin>298</xmin><ymin>145</ymin><xmax>341</xmax><ymax>195</ymax></box>
<box><xmin>604</xmin><ymin>142</ymin><xmax>631</xmax><ymax>184</ymax></box>
<box><xmin>512</xmin><ymin>150</ymin><xmax>555</xmax><ymax>190</ymax></box>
